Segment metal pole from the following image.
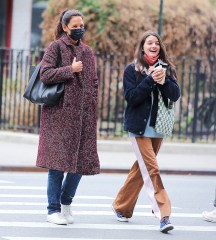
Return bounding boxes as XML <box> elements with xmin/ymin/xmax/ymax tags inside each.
<box><xmin>0</xmin><ymin>49</ymin><xmax>4</xmax><ymax>127</ymax></box>
<box><xmin>158</xmin><ymin>0</ymin><xmax>164</xmax><ymax>36</ymax></box>
<box><xmin>192</xmin><ymin>59</ymin><xmax>201</xmax><ymax>143</ymax></box>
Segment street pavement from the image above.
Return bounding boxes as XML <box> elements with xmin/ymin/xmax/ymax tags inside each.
<box><xmin>0</xmin><ymin>131</ymin><xmax>216</xmax><ymax>175</ymax></box>
<box><xmin>0</xmin><ymin>172</ymin><xmax>216</xmax><ymax>240</ymax></box>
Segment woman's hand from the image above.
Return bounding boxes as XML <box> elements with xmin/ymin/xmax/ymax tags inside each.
<box><xmin>152</xmin><ymin>66</ymin><xmax>166</xmax><ymax>85</ymax></box>
<box><xmin>146</xmin><ymin>66</ymin><xmax>155</xmax><ymax>75</ymax></box>
<box><xmin>71</xmin><ymin>57</ymin><xmax>83</xmax><ymax>72</ymax></box>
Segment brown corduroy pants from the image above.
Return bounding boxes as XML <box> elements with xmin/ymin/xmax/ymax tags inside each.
<box><xmin>113</xmin><ymin>137</ymin><xmax>171</xmax><ymax>219</ymax></box>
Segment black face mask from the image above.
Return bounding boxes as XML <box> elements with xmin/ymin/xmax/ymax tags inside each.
<box><xmin>69</xmin><ymin>28</ymin><xmax>85</xmax><ymax>41</ymax></box>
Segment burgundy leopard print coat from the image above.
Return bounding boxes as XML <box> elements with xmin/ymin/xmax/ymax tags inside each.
<box><xmin>36</xmin><ymin>33</ymin><xmax>100</xmax><ymax>175</ymax></box>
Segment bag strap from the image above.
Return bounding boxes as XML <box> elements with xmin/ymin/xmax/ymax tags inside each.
<box><xmin>27</xmin><ymin>42</ymin><xmax>61</xmax><ymax>93</ymax></box>
<box><xmin>54</xmin><ymin>41</ymin><xmax>62</xmax><ymax>67</ymax></box>
<box><xmin>158</xmin><ymin>88</ymin><xmax>174</xmax><ymax>109</ymax></box>
<box><xmin>24</xmin><ymin>62</ymin><xmax>42</xmax><ymax>100</ymax></box>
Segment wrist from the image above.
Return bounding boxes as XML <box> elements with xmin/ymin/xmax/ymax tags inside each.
<box><xmin>157</xmin><ymin>77</ymin><xmax>165</xmax><ymax>85</ymax></box>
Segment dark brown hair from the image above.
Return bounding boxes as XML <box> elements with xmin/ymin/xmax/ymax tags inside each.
<box><xmin>134</xmin><ymin>31</ymin><xmax>177</xmax><ymax>78</ymax></box>
<box><xmin>55</xmin><ymin>9</ymin><xmax>84</xmax><ymax>39</ymax></box>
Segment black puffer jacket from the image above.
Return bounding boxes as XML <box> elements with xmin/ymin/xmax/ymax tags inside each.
<box><xmin>123</xmin><ymin>63</ymin><xmax>180</xmax><ymax>135</ymax></box>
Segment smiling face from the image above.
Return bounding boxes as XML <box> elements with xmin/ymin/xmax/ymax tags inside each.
<box><xmin>143</xmin><ymin>35</ymin><xmax>160</xmax><ymax>57</ymax></box>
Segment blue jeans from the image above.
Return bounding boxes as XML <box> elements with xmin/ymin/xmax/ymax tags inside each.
<box><xmin>47</xmin><ymin>169</ymin><xmax>82</xmax><ymax>214</ymax></box>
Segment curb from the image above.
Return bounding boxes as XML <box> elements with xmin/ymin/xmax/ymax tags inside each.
<box><xmin>0</xmin><ymin>131</ymin><xmax>216</xmax><ymax>154</ymax></box>
<box><xmin>1</xmin><ymin>131</ymin><xmax>216</xmax><ymax>176</ymax></box>
<box><xmin>0</xmin><ymin>166</ymin><xmax>216</xmax><ymax>176</ymax></box>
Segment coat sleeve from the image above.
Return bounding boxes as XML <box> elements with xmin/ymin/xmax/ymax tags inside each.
<box><xmin>40</xmin><ymin>42</ymin><xmax>74</xmax><ymax>85</ymax></box>
<box><xmin>123</xmin><ymin>64</ymin><xmax>155</xmax><ymax>107</ymax></box>
<box><xmin>157</xmin><ymin>72</ymin><xmax>180</xmax><ymax>102</ymax></box>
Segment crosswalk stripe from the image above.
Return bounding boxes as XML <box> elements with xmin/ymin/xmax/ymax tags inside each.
<box><xmin>0</xmin><ymin>202</ymin><xmax>179</xmax><ymax>209</ymax></box>
<box><xmin>0</xmin><ymin>210</ymin><xmax>201</xmax><ymax>218</ymax></box>
<box><xmin>0</xmin><ymin>186</ymin><xmax>46</xmax><ymax>190</ymax></box>
<box><xmin>0</xmin><ymin>180</ymin><xmax>14</xmax><ymax>184</ymax></box>
<box><xmin>0</xmin><ymin>195</ymin><xmax>179</xmax><ymax>209</ymax></box>
<box><xmin>0</xmin><ymin>202</ymin><xmax>151</xmax><ymax>208</ymax></box>
<box><xmin>0</xmin><ymin>222</ymin><xmax>215</xmax><ymax>232</ymax></box>
<box><xmin>0</xmin><ymin>194</ymin><xmax>114</xmax><ymax>199</ymax></box>
<box><xmin>2</xmin><ymin>238</ymin><xmax>149</xmax><ymax>240</ymax></box>
<box><xmin>0</xmin><ymin>194</ymin><xmax>46</xmax><ymax>198</ymax></box>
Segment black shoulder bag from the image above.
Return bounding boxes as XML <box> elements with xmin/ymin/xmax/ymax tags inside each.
<box><xmin>23</xmin><ymin>42</ymin><xmax>64</xmax><ymax>106</ymax></box>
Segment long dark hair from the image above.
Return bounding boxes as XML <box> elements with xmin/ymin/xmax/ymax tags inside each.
<box><xmin>134</xmin><ymin>31</ymin><xmax>177</xmax><ymax>79</ymax></box>
<box><xmin>55</xmin><ymin>9</ymin><xmax>84</xmax><ymax>39</ymax></box>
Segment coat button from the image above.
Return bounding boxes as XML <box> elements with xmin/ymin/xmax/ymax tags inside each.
<box><xmin>144</xmin><ymin>119</ymin><xmax>147</xmax><ymax>122</ymax></box>
<box><xmin>139</xmin><ymin>131</ymin><xmax>142</xmax><ymax>134</ymax></box>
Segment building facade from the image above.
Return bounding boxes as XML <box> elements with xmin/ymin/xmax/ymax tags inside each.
<box><xmin>0</xmin><ymin>0</ymin><xmax>47</xmax><ymax>49</ymax></box>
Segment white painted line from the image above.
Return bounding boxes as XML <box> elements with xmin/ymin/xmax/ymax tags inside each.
<box><xmin>0</xmin><ymin>180</ymin><xmax>14</xmax><ymax>184</ymax></box>
<box><xmin>0</xmin><ymin>202</ymin><xmax>146</xmax><ymax>208</ymax></box>
<box><xmin>0</xmin><ymin>186</ymin><xmax>46</xmax><ymax>190</ymax></box>
<box><xmin>0</xmin><ymin>202</ymin><xmax>179</xmax><ymax>209</ymax></box>
<box><xmin>0</xmin><ymin>222</ymin><xmax>215</xmax><ymax>232</ymax></box>
<box><xmin>0</xmin><ymin>202</ymin><xmax>47</xmax><ymax>206</ymax></box>
<box><xmin>0</xmin><ymin>195</ymin><xmax>179</xmax><ymax>209</ymax></box>
<box><xmin>0</xmin><ymin>194</ymin><xmax>46</xmax><ymax>198</ymax></box>
<box><xmin>0</xmin><ymin>210</ymin><xmax>202</xmax><ymax>218</ymax></box>
<box><xmin>2</xmin><ymin>238</ymin><xmax>149</xmax><ymax>240</ymax></box>
<box><xmin>0</xmin><ymin>194</ymin><xmax>114</xmax><ymax>200</ymax></box>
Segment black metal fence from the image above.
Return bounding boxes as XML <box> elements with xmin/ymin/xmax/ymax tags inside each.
<box><xmin>0</xmin><ymin>47</ymin><xmax>216</xmax><ymax>142</ymax></box>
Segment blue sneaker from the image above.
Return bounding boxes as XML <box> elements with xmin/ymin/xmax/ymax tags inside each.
<box><xmin>111</xmin><ymin>205</ymin><xmax>128</xmax><ymax>222</ymax></box>
<box><xmin>160</xmin><ymin>216</ymin><xmax>174</xmax><ymax>233</ymax></box>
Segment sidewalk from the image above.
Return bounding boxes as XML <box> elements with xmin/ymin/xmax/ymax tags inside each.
<box><xmin>0</xmin><ymin>131</ymin><xmax>216</xmax><ymax>175</ymax></box>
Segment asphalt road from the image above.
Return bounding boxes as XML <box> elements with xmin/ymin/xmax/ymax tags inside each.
<box><xmin>0</xmin><ymin>172</ymin><xmax>215</xmax><ymax>240</ymax></box>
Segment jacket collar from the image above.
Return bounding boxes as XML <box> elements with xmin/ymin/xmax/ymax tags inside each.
<box><xmin>60</xmin><ymin>33</ymin><xmax>82</xmax><ymax>48</ymax></box>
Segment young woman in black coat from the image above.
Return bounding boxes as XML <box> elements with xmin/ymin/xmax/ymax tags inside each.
<box><xmin>112</xmin><ymin>31</ymin><xmax>180</xmax><ymax>233</ymax></box>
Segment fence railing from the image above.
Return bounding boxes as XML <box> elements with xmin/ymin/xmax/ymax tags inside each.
<box><xmin>0</xmin><ymin>47</ymin><xmax>215</xmax><ymax>142</ymax></box>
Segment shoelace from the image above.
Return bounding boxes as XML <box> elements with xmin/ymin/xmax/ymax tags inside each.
<box><xmin>161</xmin><ymin>216</ymin><xmax>170</xmax><ymax>224</ymax></box>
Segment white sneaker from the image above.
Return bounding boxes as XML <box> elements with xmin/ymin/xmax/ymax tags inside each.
<box><xmin>61</xmin><ymin>204</ymin><xmax>74</xmax><ymax>224</ymax></box>
<box><xmin>47</xmin><ymin>212</ymin><xmax>67</xmax><ymax>225</ymax></box>
<box><xmin>202</xmin><ymin>209</ymin><xmax>216</xmax><ymax>223</ymax></box>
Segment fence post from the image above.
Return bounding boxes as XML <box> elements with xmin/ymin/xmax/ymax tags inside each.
<box><xmin>178</xmin><ymin>57</ymin><xmax>185</xmax><ymax>139</ymax></box>
<box><xmin>0</xmin><ymin>49</ymin><xmax>4</xmax><ymax>127</ymax></box>
<box><xmin>192</xmin><ymin>59</ymin><xmax>201</xmax><ymax>143</ymax></box>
